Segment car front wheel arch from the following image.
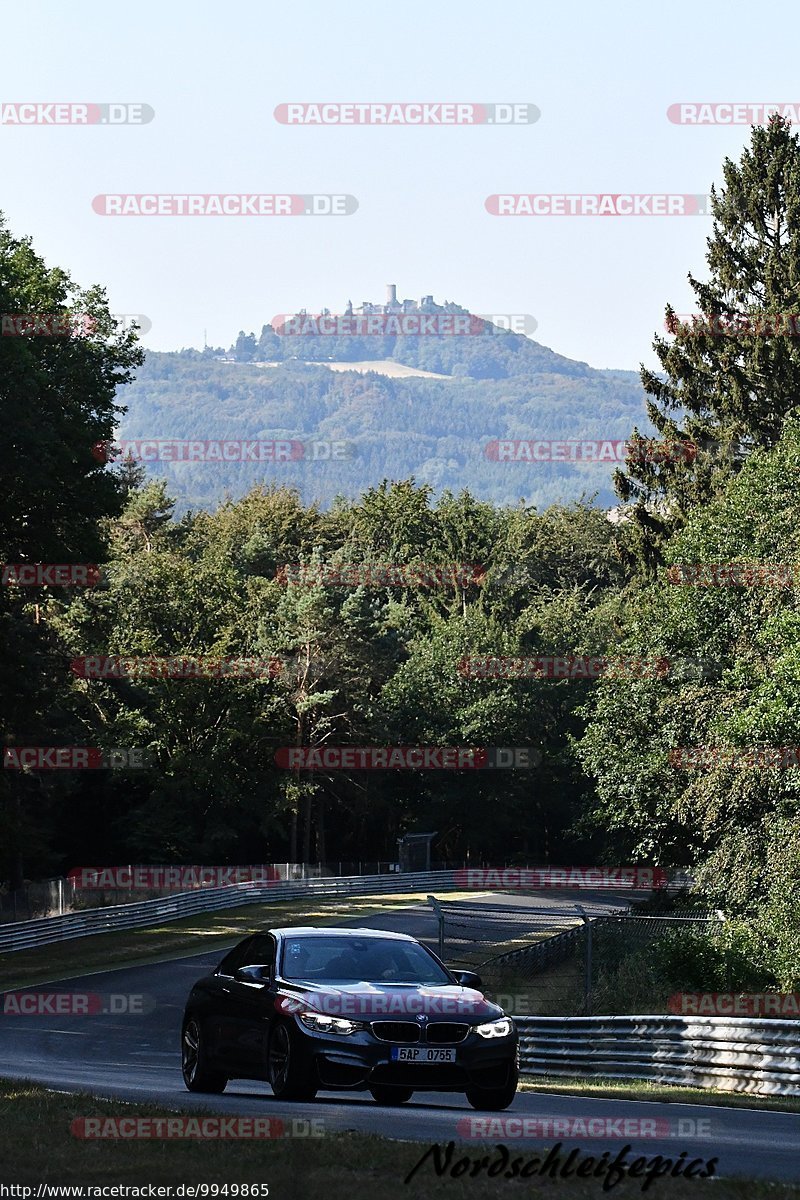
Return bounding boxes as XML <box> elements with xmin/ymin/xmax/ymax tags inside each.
<box><xmin>267</xmin><ymin>1019</ymin><xmax>318</xmax><ymax>1101</ymax></box>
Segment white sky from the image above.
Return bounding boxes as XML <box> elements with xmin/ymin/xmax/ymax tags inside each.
<box><xmin>2</xmin><ymin>0</ymin><xmax>797</xmax><ymax>370</ymax></box>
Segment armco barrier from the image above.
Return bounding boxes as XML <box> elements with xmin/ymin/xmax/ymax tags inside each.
<box><xmin>0</xmin><ymin>870</ymin><xmax>465</xmax><ymax>954</ymax></box>
<box><xmin>515</xmin><ymin>1015</ymin><xmax>800</xmax><ymax>1096</ymax></box>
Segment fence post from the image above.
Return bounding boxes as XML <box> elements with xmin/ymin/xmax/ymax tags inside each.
<box><xmin>427</xmin><ymin>895</ymin><xmax>445</xmax><ymax>959</ymax></box>
<box><xmin>575</xmin><ymin>905</ymin><xmax>592</xmax><ymax>1015</ymax></box>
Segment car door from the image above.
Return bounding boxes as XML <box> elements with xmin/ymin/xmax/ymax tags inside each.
<box><xmin>205</xmin><ymin>936</ymin><xmax>256</xmax><ymax>1064</ymax></box>
<box><xmin>224</xmin><ymin>933</ymin><xmax>277</xmax><ymax>1077</ymax></box>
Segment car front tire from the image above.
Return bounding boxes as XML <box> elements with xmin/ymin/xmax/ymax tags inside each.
<box><xmin>268</xmin><ymin>1021</ymin><xmax>318</xmax><ymax>1101</ymax></box>
<box><xmin>181</xmin><ymin>1017</ymin><xmax>228</xmax><ymax>1093</ymax></box>
<box><xmin>465</xmin><ymin>1065</ymin><xmax>518</xmax><ymax>1111</ymax></box>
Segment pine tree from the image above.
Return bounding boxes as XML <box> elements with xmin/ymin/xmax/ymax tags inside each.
<box><xmin>118</xmin><ymin>451</ymin><xmax>147</xmax><ymax>497</ymax></box>
<box><xmin>616</xmin><ymin>115</ymin><xmax>800</xmax><ymax>565</ymax></box>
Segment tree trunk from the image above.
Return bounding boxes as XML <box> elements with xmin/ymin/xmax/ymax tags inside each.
<box><xmin>316</xmin><ymin>795</ymin><xmax>326</xmax><ymax>865</ymax></box>
<box><xmin>302</xmin><ymin>788</ymin><xmax>312</xmax><ymax>866</ymax></box>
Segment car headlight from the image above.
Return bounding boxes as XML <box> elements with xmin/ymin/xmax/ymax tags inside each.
<box><xmin>297</xmin><ymin>1011</ymin><xmax>365</xmax><ymax>1035</ymax></box>
<box><xmin>474</xmin><ymin>1017</ymin><xmax>513</xmax><ymax>1039</ymax></box>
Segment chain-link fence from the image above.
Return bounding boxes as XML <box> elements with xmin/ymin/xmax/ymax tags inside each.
<box><xmin>426</xmin><ymin>896</ymin><xmax>723</xmax><ymax>1016</ymax></box>
<box><xmin>0</xmin><ymin>877</ymin><xmax>70</xmax><ymax>923</ymax></box>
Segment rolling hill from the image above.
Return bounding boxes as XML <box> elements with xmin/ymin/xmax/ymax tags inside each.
<box><xmin>112</xmin><ymin>312</ymin><xmax>652</xmax><ymax>512</ymax></box>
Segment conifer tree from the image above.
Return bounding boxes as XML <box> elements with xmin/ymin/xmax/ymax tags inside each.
<box><xmin>616</xmin><ymin>115</ymin><xmax>800</xmax><ymax>564</ymax></box>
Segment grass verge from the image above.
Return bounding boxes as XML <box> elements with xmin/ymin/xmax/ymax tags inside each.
<box><xmin>521</xmin><ymin>1077</ymin><xmax>800</xmax><ymax>1115</ymax></box>
<box><xmin>0</xmin><ymin>892</ymin><xmax>464</xmax><ymax>990</ymax></box>
<box><xmin>0</xmin><ymin>1080</ymin><xmax>796</xmax><ymax>1196</ymax></box>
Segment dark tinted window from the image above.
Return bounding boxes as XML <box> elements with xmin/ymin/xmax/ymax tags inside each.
<box><xmin>217</xmin><ymin>937</ymin><xmax>254</xmax><ymax>976</ymax></box>
<box><xmin>243</xmin><ymin>934</ymin><xmax>276</xmax><ymax>970</ymax></box>
<box><xmin>279</xmin><ymin>936</ymin><xmax>451</xmax><ymax>984</ymax></box>
<box><xmin>217</xmin><ymin>934</ymin><xmax>276</xmax><ymax>976</ymax></box>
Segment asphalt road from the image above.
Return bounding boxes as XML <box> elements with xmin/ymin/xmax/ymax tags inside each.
<box><xmin>1</xmin><ymin>897</ymin><xmax>798</xmax><ymax>1183</ymax></box>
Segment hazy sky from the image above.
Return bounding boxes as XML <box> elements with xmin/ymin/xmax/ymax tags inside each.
<box><xmin>3</xmin><ymin>0</ymin><xmax>798</xmax><ymax>369</ymax></box>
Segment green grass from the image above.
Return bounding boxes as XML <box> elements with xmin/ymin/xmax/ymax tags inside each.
<box><xmin>0</xmin><ymin>891</ymin><xmax>461</xmax><ymax>990</ymax></box>
<box><xmin>521</xmin><ymin>1077</ymin><xmax>800</xmax><ymax>1114</ymax></box>
<box><xmin>1</xmin><ymin>1080</ymin><xmax>797</xmax><ymax>1196</ymax></box>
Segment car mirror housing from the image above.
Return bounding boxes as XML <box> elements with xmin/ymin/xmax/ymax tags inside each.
<box><xmin>453</xmin><ymin>970</ymin><xmax>482</xmax><ymax>989</ymax></box>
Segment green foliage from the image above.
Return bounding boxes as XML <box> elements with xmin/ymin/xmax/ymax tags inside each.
<box><xmin>0</xmin><ymin>214</ymin><xmax>144</xmax><ymax>886</ymax></box>
<box><xmin>617</xmin><ymin>115</ymin><xmax>800</xmax><ymax>563</ymax></box>
<box><xmin>12</xmin><ymin>472</ymin><xmax>625</xmax><ymax>872</ymax></box>
<box><xmin>114</xmin><ymin>340</ymin><xmax>648</xmax><ymax>514</ymax></box>
<box><xmin>580</xmin><ymin>417</ymin><xmax>800</xmax><ymax>986</ymax></box>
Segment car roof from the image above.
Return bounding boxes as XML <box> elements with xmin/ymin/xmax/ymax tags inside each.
<box><xmin>269</xmin><ymin>926</ymin><xmax>416</xmax><ymax>941</ymax></box>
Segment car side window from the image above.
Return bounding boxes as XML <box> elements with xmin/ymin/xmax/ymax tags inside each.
<box><xmin>216</xmin><ymin>937</ymin><xmax>254</xmax><ymax>977</ymax></box>
<box><xmin>243</xmin><ymin>934</ymin><xmax>276</xmax><ymax>972</ymax></box>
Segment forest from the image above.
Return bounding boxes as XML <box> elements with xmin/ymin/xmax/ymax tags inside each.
<box><xmin>2</xmin><ymin>117</ymin><xmax>799</xmax><ymax>992</ymax></box>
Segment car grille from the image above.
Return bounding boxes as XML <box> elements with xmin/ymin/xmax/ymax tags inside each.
<box><xmin>426</xmin><ymin>1023</ymin><xmax>470</xmax><ymax>1044</ymax></box>
<box><xmin>370</xmin><ymin>1021</ymin><xmax>420</xmax><ymax>1043</ymax></box>
<box><xmin>369</xmin><ymin>1021</ymin><xmax>471</xmax><ymax>1044</ymax></box>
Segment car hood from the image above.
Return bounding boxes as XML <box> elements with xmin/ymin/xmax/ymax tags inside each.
<box><xmin>274</xmin><ymin>980</ymin><xmax>504</xmax><ymax>1022</ymax></box>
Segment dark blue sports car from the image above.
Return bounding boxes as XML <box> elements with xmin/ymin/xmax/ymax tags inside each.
<box><xmin>181</xmin><ymin>926</ymin><xmax>518</xmax><ymax>1109</ymax></box>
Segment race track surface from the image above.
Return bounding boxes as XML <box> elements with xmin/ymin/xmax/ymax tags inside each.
<box><xmin>1</xmin><ymin>896</ymin><xmax>797</xmax><ymax>1183</ymax></box>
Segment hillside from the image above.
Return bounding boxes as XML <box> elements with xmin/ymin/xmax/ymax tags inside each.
<box><xmin>113</xmin><ymin>315</ymin><xmax>651</xmax><ymax>512</ymax></box>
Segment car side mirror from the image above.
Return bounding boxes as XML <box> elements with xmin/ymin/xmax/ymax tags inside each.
<box><xmin>235</xmin><ymin>964</ymin><xmax>270</xmax><ymax>984</ymax></box>
<box><xmin>453</xmin><ymin>970</ymin><xmax>482</xmax><ymax>989</ymax></box>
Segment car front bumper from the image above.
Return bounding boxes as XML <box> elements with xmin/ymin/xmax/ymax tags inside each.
<box><xmin>291</xmin><ymin>1018</ymin><xmax>519</xmax><ymax>1091</ymax></box>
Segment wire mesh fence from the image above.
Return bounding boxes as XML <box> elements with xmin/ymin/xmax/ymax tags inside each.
<box><xmin>426</xmin><ymin>896</ymin><xmax>723</xmax><ymax>1016</ymax></box>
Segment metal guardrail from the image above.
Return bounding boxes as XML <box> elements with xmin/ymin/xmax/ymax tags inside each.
<box><xmin>515</xmin><ymin>1015</ymin><xmax>800</xmax><ymax>1096</ymax></box>
<box><xmin>0</xmin><ymin>870</ymin><xmax>463</xmax><ymax>954</ymax></box>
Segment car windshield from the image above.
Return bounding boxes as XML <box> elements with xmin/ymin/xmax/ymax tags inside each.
<box><xmin>279</xmin><ymin>936</ymin><xmax>452</xmax><ymax>984</ymax></box>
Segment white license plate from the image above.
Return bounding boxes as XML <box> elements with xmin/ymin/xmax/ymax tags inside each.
<box><xmin>390</xmin><ymin>1046</ymin><xmax>456</xmax><ymax>1063</ymax></box>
